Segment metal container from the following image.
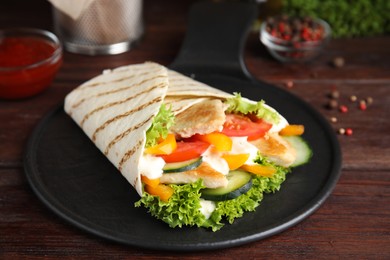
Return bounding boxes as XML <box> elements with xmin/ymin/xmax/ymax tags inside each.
<box><xmin>52</xmin><ymin>0</ymin><xmax>143</xmax><ymax>55</ymax></box>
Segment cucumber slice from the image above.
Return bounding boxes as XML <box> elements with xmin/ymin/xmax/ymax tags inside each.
<box><xmin>201</xmin><ymin>170</ymin><xmax>252</xmax><ymax>201</ymax></box>
<box><xmin>163</xmin><ymin>157</ymin><xmax>202</xmax><ymax>173</ymax></box>
<box><xmin>283</xmin><ymin>136</ymin><xmax>312</xmax><ymax>167</ymax></box>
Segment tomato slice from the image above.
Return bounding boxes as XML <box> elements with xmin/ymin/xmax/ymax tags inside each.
<box><xmin>221</xmin><ymin>114</ymin><xmax>272</xmax><ymax>141</ymax></box>
<box><xmin>159</xmin><ymin>141</ymin><xmax>210</xmax><ymax>163</ymax></box>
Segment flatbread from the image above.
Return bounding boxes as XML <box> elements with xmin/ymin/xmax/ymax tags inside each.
<box><xmin>64</xmin><ymin>62</ymin><xmax>288</xmax><ymax>197</ymax></box>
<box><xmin>64</xmin><ymin>62</ymin><xmax>169</xmax><ymax>195</ymax></box>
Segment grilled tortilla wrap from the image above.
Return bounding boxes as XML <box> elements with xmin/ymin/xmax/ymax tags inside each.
<box><xmin>64</xmin><ymin>62</ymin><xmax>236</xmax><ymax>195</ymax></box>
<box><xmin>64</xmin><ymin>62</ymin><xmax>309</xmax><ymax>231</ymax></box>
<box><xmin>64</xmin><ymin>62</ymin><xmax>290</xmax><ymax>196</ymax></box>
<box><xmin>64</xmin><ymin>62</ymin><xmax>169</xmax><ymax>195</ymax></box>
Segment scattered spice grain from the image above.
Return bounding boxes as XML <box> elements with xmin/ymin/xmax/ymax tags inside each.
<box><xmin>338</xmin><ymin>128</ymin><xmax>345</xmax><ymax>135</ymax></box>
<box><xmin>339</xmin><ymin>105</ymin><xmax>348</xmax><ymax>113</ymax></box>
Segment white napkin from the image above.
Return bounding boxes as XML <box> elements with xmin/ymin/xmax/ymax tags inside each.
<box><xmin>48</xmin><ymin>0</ymin><xmax>97</xmax><ymax>20</ymax></box>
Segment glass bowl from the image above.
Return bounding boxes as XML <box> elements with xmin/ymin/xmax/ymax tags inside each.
<box><xmin>0</xmin><ymin>28</ymin><xmax>63</xmax><ymax>99</ymax></box>
<box><xmin>260</xmin><ymin>16</ymin><xmax>331</xmax><ymax>63</ymax></box>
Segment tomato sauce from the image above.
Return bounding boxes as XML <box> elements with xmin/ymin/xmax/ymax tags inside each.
<box><xmin>0</xmin><ymin>37</ymin><xmax>56</xmax><ymax>67</ymax></box>
<box><xmin>0</xmin><ymin>36</ymin><xmax>62</xmax><ymax>99</ymax></box>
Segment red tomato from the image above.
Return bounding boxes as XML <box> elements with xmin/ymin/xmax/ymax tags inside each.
<box><xmin>221</xmin><ymin>114</ymin><xmax>272</xmax><ymax>141</ymax></box>
<box><xmin>159</xmin><ymin>141</ymin><xmax>210</xmax><ymax>163</ymax></box>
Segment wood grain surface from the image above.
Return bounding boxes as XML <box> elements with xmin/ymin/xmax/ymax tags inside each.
<box><xmin>1</xmin><ymin>0</ymin><xmax>389</xmax><ymax>259</ymax></box>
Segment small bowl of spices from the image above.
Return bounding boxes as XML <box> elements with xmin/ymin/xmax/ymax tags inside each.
<box><xmin>260</xmin><ymin>15</ymin><xmax>331</xmax><ymax>63</ymax></box>
<box><xmin>0</xmin><ymin>28</ymin><xmax>63</xmax><ymax>99</ymax></box>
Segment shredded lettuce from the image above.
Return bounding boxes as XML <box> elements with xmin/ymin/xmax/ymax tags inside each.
<box><xmin>145</xmin><ymin>104</ymin><xmax>175</xmax><ymax>148</ymax></box>
<box><xmin>225</xmin><ymin>93</ymin><xmax>280</xmax><ymax>124</ymax></box>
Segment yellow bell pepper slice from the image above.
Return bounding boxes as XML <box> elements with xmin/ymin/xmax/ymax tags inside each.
<box><xmin>279</xmin><ymin>124</ymin><xmax>305</xmax><ymax>136</ymax></box>
<box><xmin>144</xmin><ymin>183</ymin><xmax>174</xmax><ymax>202</ymax></box>
<box><xmin>194</xmin><ymin>132</ymin><xmax>232</xmax><ymax>152</ymax></box>
<box><xmin>222</xmin><ymin>153</ymin><xmax>250</xmax><ymax>170</ymax></box>
<box><xmin>240</xmin><ymin>164</ymin><xmax>276</xmax><ymax>177</ymax></box>
<box><xmin>141</xmin><ymin>175</ymin><xmax>160</xmax><ymax>188</ymax></box>
<box><xmin>145</xmin><ymin>134</ymin><xmax>177</xmax><ymax>155</ymax></box>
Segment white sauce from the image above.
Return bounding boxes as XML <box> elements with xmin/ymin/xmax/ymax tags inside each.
<box><xmin>138</xmin><ymin>154</ymin><xmax>165</xmax><ymax>179</ymax></box>
<box><xmin>199</xmin><ymin>199</ymin><xmax>216</xmax><ymax>219</ymax></box>
<box><xmin>202</xmin><ymin>147</ymin><xmax>230</xmax><ymax>175</ymax></box>
<box><xmin>230</xmin><ymin>137</ymin><xmax>259</xmax><ymax>165</ymax></box>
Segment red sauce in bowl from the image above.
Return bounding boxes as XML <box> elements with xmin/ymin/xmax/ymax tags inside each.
<box><xmin>0</xmin><ymin>37</ymin><xmax>56</xmax><ymax>67</ymax></box>
<box><xmin>0</xmin><ymin>29</ymin><xmax>62</xmax><ymax>99</ymax></box>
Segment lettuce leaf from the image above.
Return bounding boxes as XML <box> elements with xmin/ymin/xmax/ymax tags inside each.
<box><xmin>225</xmin><ymin>93</ymin><xmax>280</xmax><ymax>124</ymax></box>
<box><xmin>145</xmin><ymin>104</ymin><xmax>175</xmax><ymax>148</ymax></box>
<box><xmin>135</xmin><ymin>162</ymin><xmax>289</xmax><ymax>231</ymax></box>
<box><xmin>135</xmin><ymin>180</ymin><xmax>209</xmax><ymax>228</ymax></box>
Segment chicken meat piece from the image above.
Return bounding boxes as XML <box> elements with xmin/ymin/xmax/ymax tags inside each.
<box><xmin>160</xmin><ymin>162</ymin><xmax>228</xmax><ymax>188</ymax></box>
<box><xmin>170</xmin><ymin>99</ymin><xmax>227</xmax><ymax>138</ymax></box>
<box><xmin>250</xmin><ymin>133</ymin><xmax>297</xmax><ymax>167</ymax></box>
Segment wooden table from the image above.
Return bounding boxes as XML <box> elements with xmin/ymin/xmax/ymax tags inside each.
<box><xmin>1</xmin><ymin>0</ymin><xmax>389</xmax><ymax>258</ymax></box>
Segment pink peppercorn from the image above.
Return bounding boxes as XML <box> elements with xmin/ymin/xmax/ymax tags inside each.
<box><xmin>359</xmin><ymin>101</ymin><xmax>367</xmax><ymax>111</ymax></box>
<box><xmin>339</xmin><ymin>105</ymin><xmax>348</xmax><ymax>113</ymax></box>
<box><xmin>345</xmin><ymin>128</ymin><xmax>353</xmax><ymax>136</ymax></box>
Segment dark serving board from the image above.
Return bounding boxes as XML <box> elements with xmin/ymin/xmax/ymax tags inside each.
<box><xmin>24</xmin><ymin>1</ymin><xmax>341</xmax><ymax>251</ymax></box>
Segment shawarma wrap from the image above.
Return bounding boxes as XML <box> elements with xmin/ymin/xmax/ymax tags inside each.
<box><xmin>64</xmin><ymin>62</ymin><xmax>311</xmax><ymax>231</ymax></box>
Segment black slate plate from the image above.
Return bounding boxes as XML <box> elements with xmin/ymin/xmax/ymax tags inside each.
<box><xmin>24</xmin><ymin>73</ymin><xmax>341</xmax><ymax>251</ymax></box>
<box><xmin>24</xmin><ymin>1</ymin><xmax>341</xmax><ymax>251</ymax></box>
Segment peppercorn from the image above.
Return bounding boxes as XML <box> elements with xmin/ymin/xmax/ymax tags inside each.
<box><xmin>332</xmin><ymin>57</ymin><xmax>345</xmax><ymax>68</ymax></box>
<box><xmin>359</xmin><ymin>100</ymin><xmax>367</xmax><ymax>111</ymax></box>
<box><xmin>338</xmin><ymin>128</ymin><xmax>345</xmax><ymax>135</ymax></box>
<box><xmin>339</xmin><ymin>105</ymin><xmax>348</xmax><ymax>113</ymax></box>
<box><xmin>349</xmin><ymin>95</ymin><xmax>357</xmax><ymax>102</ymax></box>
<box><xmin>330</xmin><ymin>117</ymin><xmax>338</xmax><ymax>123</ymax></box>
<box><xmin>366</xmin><ymin>97</ymin><xmax>373</xmax><ymax>104</ymax></box>
<box><xmin>345</xmin><ymin>128</ymin><xmax>353</xmax><ymax>136</ymax></box>
<box><xmin>327</xmin><ymin>100</ymin><xmax>338</xmax><ymax>109</ymax></box>
<box><xmin>329</xmin><ymin>90</ymin><xmax>340</xmax><ymax>99</ymax></box>
<box><xmin>285</xmin><ymin>80</ymin><xmax>294</xmax><ymax>88</ymax></box>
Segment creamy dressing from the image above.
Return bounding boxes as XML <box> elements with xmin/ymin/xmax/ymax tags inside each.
<box><xmin>138</xmin><ymin>154</ymin><xmax>165</xmax><ymax>179</ymax></box>
<box><xmin>199</xmin><ymin>199</ymin><xmax>216</xmax><ymax>219</ymax></box>
<box><xmin>229</xmin><ymin>137</ymin><xmax>259</xmax><ymax>165</ymax></box>
<box><xmin>201</xmin><ymin>147</ymin><xmax>230</xmax><ymax>175</ymax></box>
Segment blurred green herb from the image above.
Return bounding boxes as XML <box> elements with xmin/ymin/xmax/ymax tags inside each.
<box><xmin>282</xmin><ymin>0</ymin><xmax>390</xmax><ymax>38</ymax></box>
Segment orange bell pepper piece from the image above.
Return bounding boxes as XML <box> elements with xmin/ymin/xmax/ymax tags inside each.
<box><xmin>279</xmin><ymin>124</ymin><xmax>305</xmax><ymax>136</ymax></box>
<box><xmin>144</xmin><ymin>183</ymin><xmax>174</xmax><ymax>202</ymax></box>
<box><xmin>145</xmin><ymin>134</ymin><xmax>177</xmax><ymax>155</ymax></box>
<box><xmin>222</xmin><ymin>153</ymin><xmax>250</xmax><ymax>170</ymax></box>
<box><xmin>141</xmin><ymin>175</ymin><xmax>160</xmax><ymax>188</ymax></box>
<box><xmin>193</xmin><ymin>132</ymin><xmax>232</xmax><ymax>152</ymax></box>
<box><xmin>240</xmin><ymin>164</ymin><xmax>276</xmax><ymax>177</ymax></box>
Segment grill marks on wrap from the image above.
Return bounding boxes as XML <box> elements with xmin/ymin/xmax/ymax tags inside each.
<box><xmin>78</xmin><ymin>68</ymin><xmax>161</xmax><ymax>90</ymax></box>
<box><xmin>71</xmin><ymin>74</ymin><xmax>166</xmax><ymax>110</ymax></box>
<box><xmin>104</xmin><ymin>115</ymin><xmax>153</xmax><ymax>155</ymax></box>
<box><xmin>119</xmin><ymin>138</ymin><xmax>144</xmax><ymax>172</ymax></box>
<box><xmin>92</xmin><ymin>96</ymin><xmax>163</xmax><ymax>142</ymax></box>
<box><xmin>80</xmin><ymin>82</ymin><xmax>166</xmax><ymax>127</ymax></box>
<box><xmin>91</xmin><ymin>93</ymin><xmax>164</xmax><ymax>174</ymax></box>
<box><xmin>70</xmin><ymin>68</ymin><xmax>167</xmax><ymax>176</ymax></box>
